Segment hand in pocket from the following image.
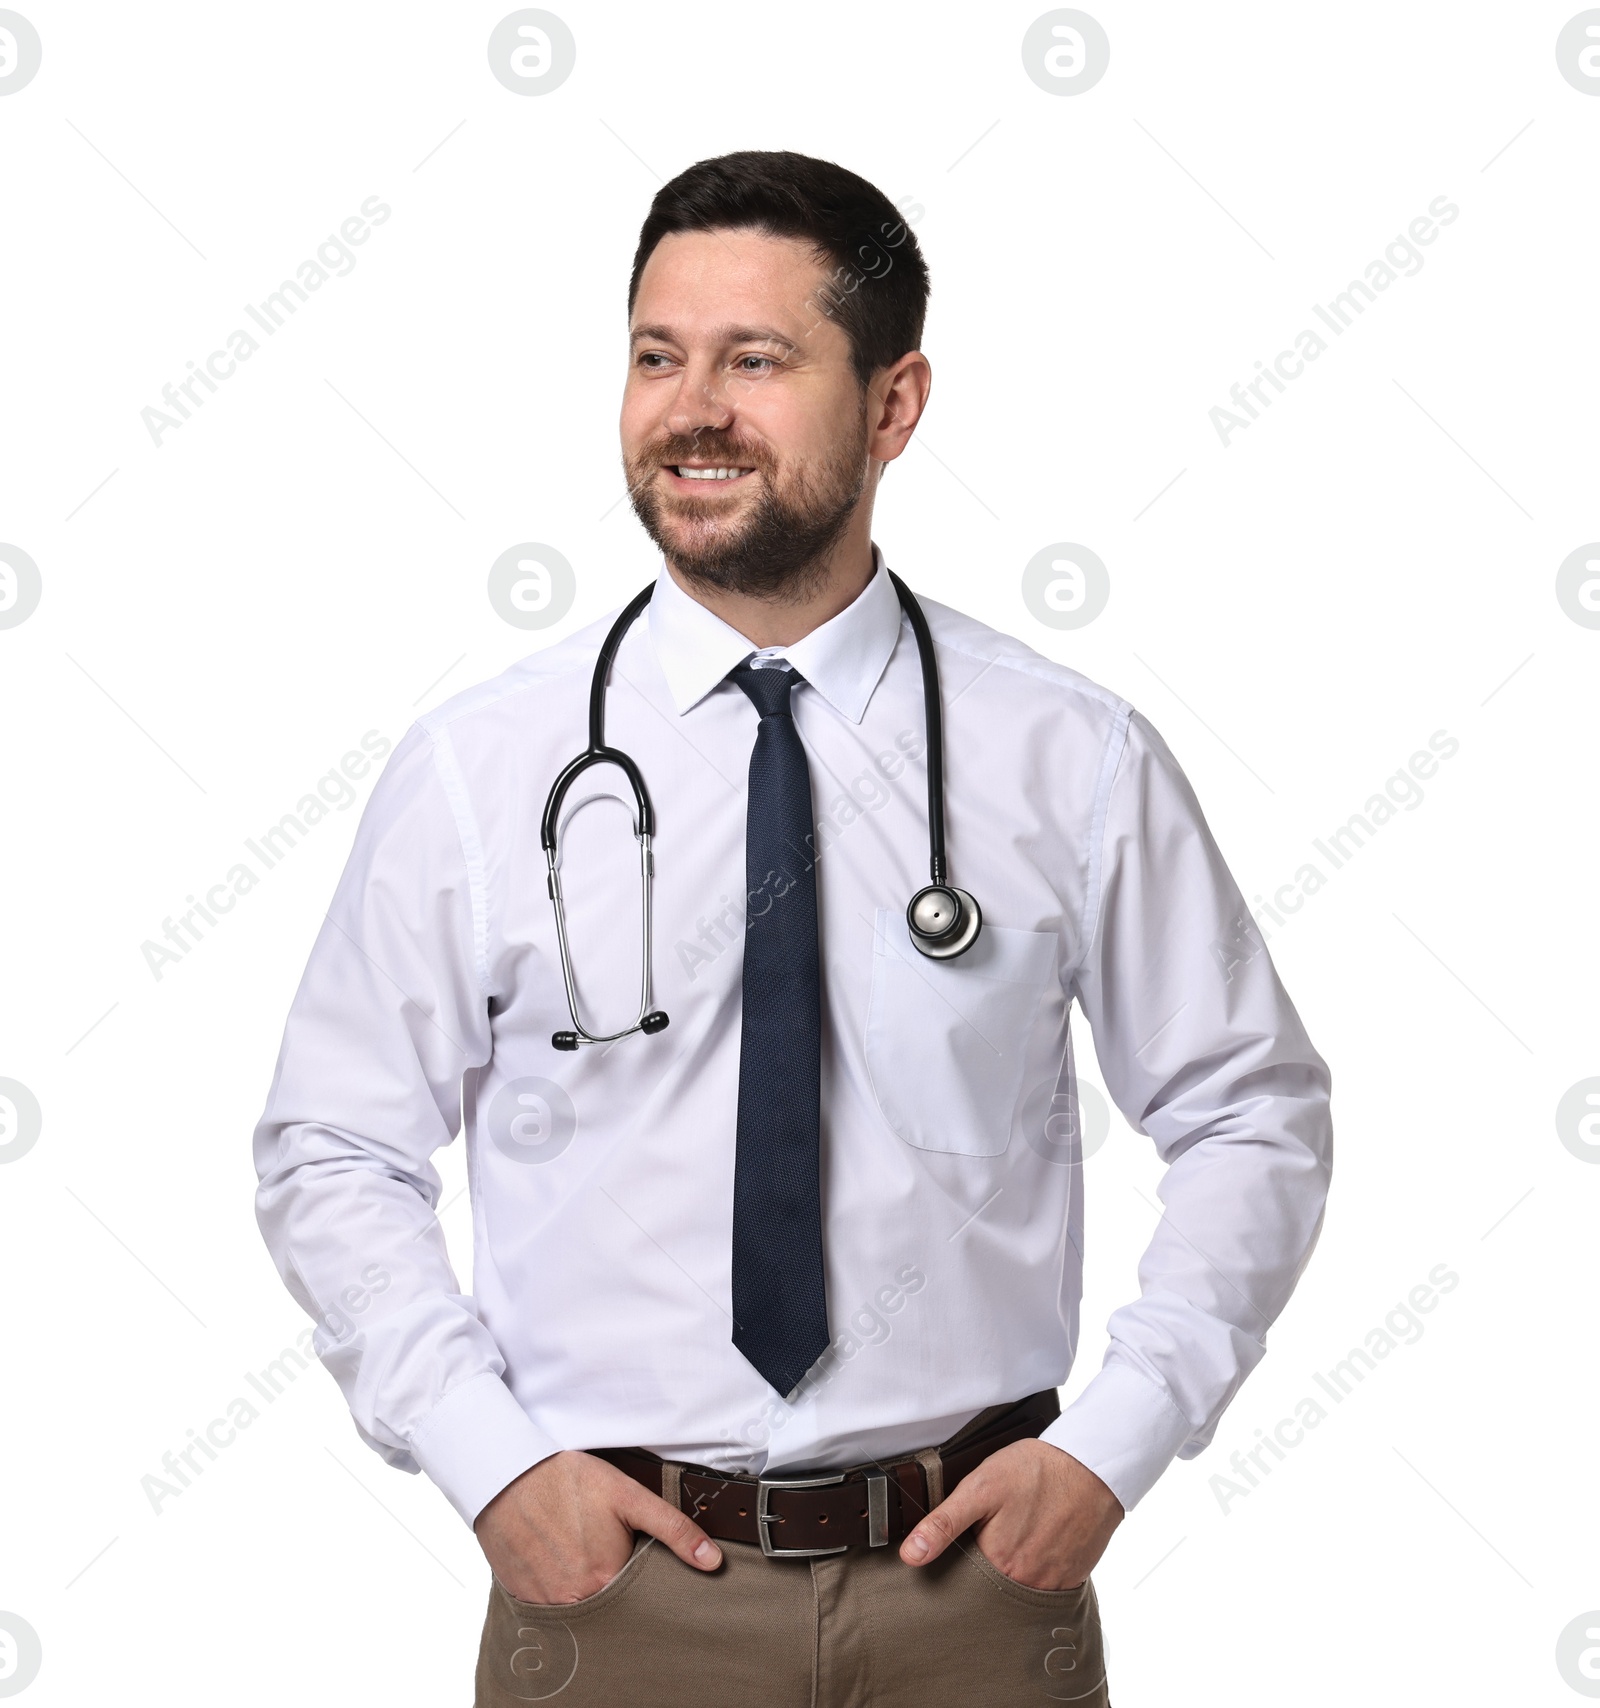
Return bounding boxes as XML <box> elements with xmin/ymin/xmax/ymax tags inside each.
<box><xmin>475</xmin><ymin>1450</ymin><xmax>722</xmax><ymax>1605</ymax></box>
<box><xmin>898</xmin><ymin>1438</ymin><xmax>1123</xmax><ymax>1592</ymax></box>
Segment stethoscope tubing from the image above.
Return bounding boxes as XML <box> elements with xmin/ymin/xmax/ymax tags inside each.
<box><xmin>541</xmin><ymin>571</ymin><xmax>978</xmax><ymax>1049</ymax></box>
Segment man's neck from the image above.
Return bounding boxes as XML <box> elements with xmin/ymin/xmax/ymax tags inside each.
<box><xmin>665</xmin><ymin>516</ymin><xmax>878</xmax><ymax>649</ymax></box>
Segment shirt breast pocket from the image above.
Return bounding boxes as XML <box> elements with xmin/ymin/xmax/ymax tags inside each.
<box><xmin>862</xmin><ymin>907</ymin><xmax>1059</xmax><ymax>1156</ymax></box>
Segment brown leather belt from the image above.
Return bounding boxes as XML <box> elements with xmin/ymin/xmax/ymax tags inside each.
<box><xmin>591</xmin><ymin>1389</ymin><xmax>1059</xmax><ymax>1559</ymax></box>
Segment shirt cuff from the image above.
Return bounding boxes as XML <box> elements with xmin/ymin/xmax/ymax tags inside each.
<box><xmin>1040</xmin><ymin>1360</ymin><xmax>1195</xmax><ymax>1512</ymax></box>
<box><xmin>409</xmin><ymin>1370</ymin><xmax>563</xmax><ymax>1528</ymax></box>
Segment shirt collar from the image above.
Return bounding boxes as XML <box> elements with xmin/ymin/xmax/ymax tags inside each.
<box><xmin>646</xmin><ymin>543</ymin><xmax>903</xmax><ymax>726</ymax></box>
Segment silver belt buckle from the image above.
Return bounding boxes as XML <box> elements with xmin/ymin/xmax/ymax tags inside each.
<box><xmin>754</xmin><ymin>1471</ymin><xmax>850</xmax><ymax>1558</ymax></box>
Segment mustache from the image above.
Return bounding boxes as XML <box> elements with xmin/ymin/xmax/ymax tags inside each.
<box><xmin>640</xmin><ymin>429</ymin><xmax>773</xmax><ymax>471</ymax></box>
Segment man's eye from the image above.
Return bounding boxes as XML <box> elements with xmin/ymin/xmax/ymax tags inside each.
<box><xmin>637</xmin><ymin>352</ymin><xmax>671</xmax><ymax>369</ymax></box>
<box><xmin>737</xmin><ymin>355</ymin><xmax>775</xmax><ymax>373</ymax></box>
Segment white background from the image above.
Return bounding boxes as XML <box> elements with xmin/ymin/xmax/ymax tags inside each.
<box><xmin>2</xmin><ymin>2</ymin><xmax>1597</xmax><ymax>1702</ymax></box>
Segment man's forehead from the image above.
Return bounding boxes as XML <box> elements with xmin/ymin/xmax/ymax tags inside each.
<box><xmin>629</xmin><ymin>228</ymin><xmax>834</xmax><ymax>345</ymax></box>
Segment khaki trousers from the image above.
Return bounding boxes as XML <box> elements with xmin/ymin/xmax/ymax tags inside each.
<box><xmin>474</xmin><ymin>1529</ymin><xmax>1110</xmax><ymax>1706</ymax></box>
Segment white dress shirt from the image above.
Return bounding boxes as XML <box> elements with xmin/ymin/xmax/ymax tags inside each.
<box><xmin>253</xmin><ymin>546</ymin><xmax>1332</xmax><ymax>1529</ymax></box>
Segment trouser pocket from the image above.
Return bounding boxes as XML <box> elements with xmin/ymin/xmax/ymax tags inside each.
<box><xmin>475</xmin><ymin>1536</ymin><xmax>657</xmax><ymax>1704</ymax></box>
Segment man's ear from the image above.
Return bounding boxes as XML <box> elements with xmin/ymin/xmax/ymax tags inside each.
<box><xmin>868</xmin><ymin>351</ymin><xmax>932</xmax><ymax>466</ymax></box>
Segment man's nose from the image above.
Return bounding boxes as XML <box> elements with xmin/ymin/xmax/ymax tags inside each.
<box><xmin>664</xmin><ymin>362</ymin><xmax>736</xmax><ymax>438</ymax></box>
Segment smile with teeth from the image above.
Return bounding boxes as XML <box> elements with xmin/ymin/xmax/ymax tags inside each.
<box><xmin>671</xmin><ymin>465</ymin><xmax>754</xmax><ymax>481</ymax></box>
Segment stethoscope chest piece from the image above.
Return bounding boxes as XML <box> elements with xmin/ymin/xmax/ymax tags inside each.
<box><xmin>906</xmin><ymin>884</ymin><xmax>983</xmax><ymax>960</ymax></box>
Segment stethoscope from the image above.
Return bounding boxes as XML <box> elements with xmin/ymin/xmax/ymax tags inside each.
<box><xmin>543</xmin><ymin>571</ymin><xmax>983</xmax><ymax>1050</ymax></box>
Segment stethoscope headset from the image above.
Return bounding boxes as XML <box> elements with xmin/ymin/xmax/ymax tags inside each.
<box><xmin>543</xmin><ymin>570</ymin><xmax>982</xmax><ymax>1050</ymax></box>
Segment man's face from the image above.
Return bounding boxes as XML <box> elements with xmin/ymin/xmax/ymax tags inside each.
<box><xmin>621</xmin><ymin>228</ymin><xmax>871</xmax><ymax>600</ymax></box>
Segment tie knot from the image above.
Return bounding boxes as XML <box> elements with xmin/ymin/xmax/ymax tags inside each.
<box><xmin>730</xmin><ymin>660</ymin><xmax>802</xmax><ymax>719</ymax></box>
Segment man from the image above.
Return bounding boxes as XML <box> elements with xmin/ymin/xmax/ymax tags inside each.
<box><xmin>254</xmin><ymin>151</ymin><xmax>1332</xmax><ymax>1705</ymax></box>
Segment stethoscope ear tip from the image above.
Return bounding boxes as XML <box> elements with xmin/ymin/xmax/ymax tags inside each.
<box><xmin>551</xmin><ymin>1013</ymin><xmax>668</xmax><ymax>1050</ymax></box>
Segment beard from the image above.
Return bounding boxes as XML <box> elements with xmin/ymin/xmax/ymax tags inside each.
<box><xmin>625</xmin><ymin>407</ymin><xmax>870</xmax><ymax>602</ymax></box>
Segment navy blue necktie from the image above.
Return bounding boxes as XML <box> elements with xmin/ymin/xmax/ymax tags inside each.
<box><xmin>728</xmin><ymin>661</ymin><xmax>829</xmax><ymax>1397</ymax></box>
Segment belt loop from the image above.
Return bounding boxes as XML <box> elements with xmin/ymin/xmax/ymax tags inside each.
<box><xmin>660</xmin><ymin>1459</ymin><xmax>683</xmax><ymax>1512</ymax></box>
<box><xmin>892</xmin><ymin>1459</ymin><xmax>925</xmax><ymax>1523</ymax></box>
<box><xmin>914</xmin><ymin>1448</ymin><xmax>944</xmax><ymax>1510</ymax></box>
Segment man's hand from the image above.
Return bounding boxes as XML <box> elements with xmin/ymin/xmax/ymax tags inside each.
<box><xmin>899</xmin><ymin>1439</ymin><xmax>1123</xmax><ymax>1590</ymax></box>
<box><xmin>474</xmin><ymin>1450</ymin><xmax>722</xmax><ymax>1604</ymax></box>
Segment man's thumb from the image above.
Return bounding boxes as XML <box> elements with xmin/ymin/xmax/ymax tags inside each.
<box><xmin>616</xmin><ymin>1482</ymin><xmax>723</xmax><ymax>1572</ymax></box>
<box><xmin>900</xmin><ymin>1480</ymin><xmax>986</xmax><ymax>1567</ymax></box>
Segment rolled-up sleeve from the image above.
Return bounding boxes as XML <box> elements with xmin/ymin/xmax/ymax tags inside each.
<box><xmin>252</xmin><ymin>721</ymin><xmax>558</xmax><ymax>1527</ymax></box>
<box><xmin>1042</xmin><ymin>708</ymin><xmax>1333</xmax><ymax>1511</ymax></box>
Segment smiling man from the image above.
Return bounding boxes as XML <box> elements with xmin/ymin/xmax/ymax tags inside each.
<box><xmin>254</xmin><ymin>151</ymin><xmax>1332</xmax><ymax>1706</ymax></box>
